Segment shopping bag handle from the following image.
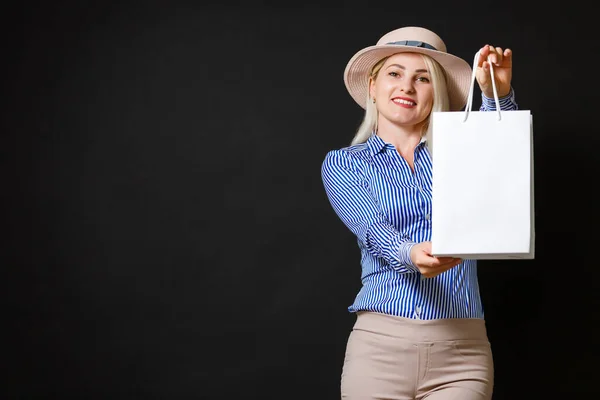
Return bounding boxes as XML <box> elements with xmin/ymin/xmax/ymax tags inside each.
<box><xmin>463</xmin><ymin>50</ymin><xmax>501</xmax><ymax>122</ymax></box>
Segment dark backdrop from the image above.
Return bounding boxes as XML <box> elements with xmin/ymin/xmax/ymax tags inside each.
<box><xmin>3</xmin><ymin>1</ymin><xmax>597</xmax><ymax>399</ymax></box>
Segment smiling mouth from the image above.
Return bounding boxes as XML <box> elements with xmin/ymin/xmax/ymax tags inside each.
<box><xmin>392</xmin><ymin>98</ymin><xmax>416</xmax><ymax>106</ymax></box>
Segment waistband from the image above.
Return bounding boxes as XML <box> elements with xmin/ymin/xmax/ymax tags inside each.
<box><xmin>353</xmin><ymin>311</ymin><xmax>489</xmax><ymax>342</ymax></box>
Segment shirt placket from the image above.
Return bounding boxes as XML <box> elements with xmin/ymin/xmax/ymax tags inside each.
<box><xmin>413</xmin><ymin>146</ymin><xmax>431</xmax><ymax>320</ymax></box>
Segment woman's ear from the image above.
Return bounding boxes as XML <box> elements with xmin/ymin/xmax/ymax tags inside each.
<box><xmin>368</xmin><ymin>77</ymin><xmax>376</xmax><ymax>101</ymax></box>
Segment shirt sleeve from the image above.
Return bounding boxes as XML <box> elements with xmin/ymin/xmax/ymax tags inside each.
<box><xmin>480</xmin><ymin>87</ymin><xmax>518</xmax><ymax>111</ymax></box>
<box><xmin>321</xmin><ymin>149</ymin><xmax>419</xmax><ymax>274</ymax></box>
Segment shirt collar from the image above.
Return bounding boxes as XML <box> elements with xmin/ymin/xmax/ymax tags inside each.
<box><xmin>367</xmin><ymin>133</ymin><xmax>428</xmax><ymax>156</ymax></box>
<box><xmin>367</xmin><ymin>134</ymin><xmax>387</xmax><ymax>155</ymax></box>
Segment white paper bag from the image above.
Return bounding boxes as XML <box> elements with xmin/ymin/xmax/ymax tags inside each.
<box><xmin>430</xmin><ymin>51</ymin><xmax>535</xmax><ymax>260</ymax></box>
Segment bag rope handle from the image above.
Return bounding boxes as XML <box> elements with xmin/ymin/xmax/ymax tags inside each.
<box><xmin>463</xmin><ymin>50</ymin><xmax>501</xmax><ymax>122</ymax></box>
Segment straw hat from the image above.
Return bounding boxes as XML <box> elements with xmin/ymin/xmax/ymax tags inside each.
<box><xmin>343</xmin><ymin>26</ymin><xmax>472</xmax><ymax>111</ymax></box>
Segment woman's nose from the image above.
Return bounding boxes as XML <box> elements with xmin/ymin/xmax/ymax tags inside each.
<box><xmin>400</xmin><ymin>80</ymin><xmax>415</xmax><ymax>93</ymax></box>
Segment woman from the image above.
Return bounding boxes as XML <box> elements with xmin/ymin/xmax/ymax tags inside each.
<box><xmin>321</xmin><ymin>26</ymin><xmax>517</xmax><ymax>400</ymax></box>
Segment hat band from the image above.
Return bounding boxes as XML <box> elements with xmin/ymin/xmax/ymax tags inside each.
<box><xmin>386</xmin><ymin>40</ymin><xmax>437</xmax><ymax>51</ymax></box>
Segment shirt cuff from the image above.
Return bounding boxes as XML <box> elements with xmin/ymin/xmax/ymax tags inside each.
<box><xmin>398</xmin><ymin>241</ymin><xmax>419</xmax><ymax>273</ymax></box>
<box><xmin>481</xmin><ymin>87</ymin><xmax>515</xmax><ymax>110</ymax></box>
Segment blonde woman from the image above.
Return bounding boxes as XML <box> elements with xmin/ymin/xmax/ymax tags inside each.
<box><xmin>321</xmin><ymin>26</ymin><xmax>516</xmax><ymax>400</ymax></box>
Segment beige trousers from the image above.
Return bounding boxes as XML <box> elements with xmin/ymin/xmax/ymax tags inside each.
<box><xmin>341</xmin><ymin>311</ymin><xmax>494</xmax><ymax>400</ymax></box>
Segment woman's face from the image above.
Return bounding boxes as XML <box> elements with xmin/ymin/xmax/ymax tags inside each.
<box><xmin>369</xmin><ymin>52</ymin><xmax>434</xmax><ymax>130</ymax></box>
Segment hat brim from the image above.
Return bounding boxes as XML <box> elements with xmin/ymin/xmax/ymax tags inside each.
<box><xmin>343</xmin><ymin>45</ymin><xmax>472</xmax><ymax>111</ymax></box>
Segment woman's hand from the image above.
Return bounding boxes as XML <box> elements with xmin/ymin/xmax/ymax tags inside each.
<box><xmin>476</xmin><ymin>44</ymin><xmax>513</xmax><ymax>98</ymax></box>
<box><xmin>410</xmin><ymin>241</ymin><xmax>462</xmax><ymax>278</ymax></box>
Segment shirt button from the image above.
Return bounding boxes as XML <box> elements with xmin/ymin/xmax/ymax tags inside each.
<box><xmin>425</xmin><ymin>213</ymin><xmax>430</xmax><ymax>220</ymax></box>
<box><xmin>415</xmin><ymin>306</ymin><xmax>421</xmax><ymax>314</ymax></box>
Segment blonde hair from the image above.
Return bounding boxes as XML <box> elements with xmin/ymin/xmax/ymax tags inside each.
<box><xmin>350</xmin><ymin>53</ymin><xmax>451</xmax><ymax>155</ymax></box>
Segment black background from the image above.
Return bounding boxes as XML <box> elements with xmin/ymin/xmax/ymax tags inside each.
<box><xmin>3</xmin><ymin>1</ymin><xmax>598</xmax><ymax>399</ymax></box>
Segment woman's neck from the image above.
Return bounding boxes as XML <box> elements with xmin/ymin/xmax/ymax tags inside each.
<box><xmin>376</xmin><ymin>120</ymin><xmax>424</xmax><ymax>159</ymax></box>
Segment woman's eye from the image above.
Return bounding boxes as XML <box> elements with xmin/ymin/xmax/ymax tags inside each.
<box><xmin>388</xmin><ymin>71</ymin><xmax>399</xmax><ymax>77</ymax></box>
<box><xmin>417</xmin><ymin>76</ymin><xmax>430</xmax><ymax>83</ymax></box>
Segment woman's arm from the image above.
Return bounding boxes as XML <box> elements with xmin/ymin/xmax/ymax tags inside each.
<box><xmin>321</xmin><ymin>149</ymin><xmax>418</xmax><ymax>274</ymax></box>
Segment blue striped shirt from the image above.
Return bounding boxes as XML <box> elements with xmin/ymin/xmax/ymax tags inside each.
<box><xmin>321</xmin><ymin>90</ymin><xmax>518</xmax><ymax>320</ymax></box>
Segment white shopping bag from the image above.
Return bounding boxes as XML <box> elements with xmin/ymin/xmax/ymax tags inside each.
<box><xmin>430</xmin><ymin>51</ymin><xmax>535</xmax><ymax>259</ymax></box>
